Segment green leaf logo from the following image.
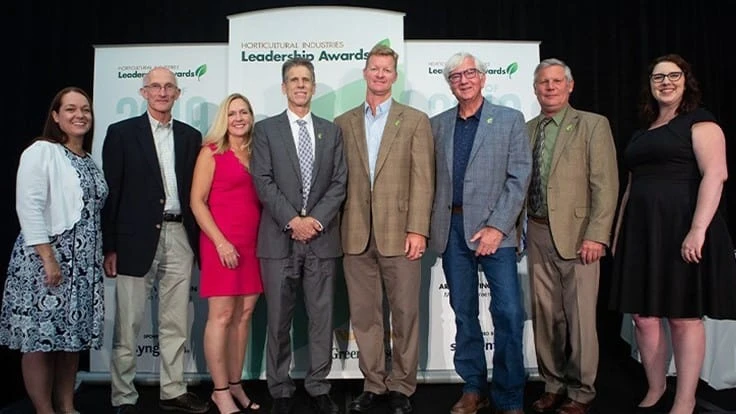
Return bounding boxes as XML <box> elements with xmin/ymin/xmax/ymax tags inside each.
<box><xmin>486</xmin><ymin>117</ymin><xmax>493</xmax><ymax>124</ymax></box>
<box><xmin>195</xmin><ymin>64</ymin><xmax>207</xmax><ymax>81</ymax></box>
<box><xmin>376</xmin><ymin>38</ymin><xmax>391</xmax><ymax>47</ymax></box>
<box><xmin>395</xmin><ymin>119</ymin><xmax>401</xmax><ymax>126</ymax></box>
<box><xmin>566</xmin><ymin>124</ymin><xmax>573</xmax><ymax>131</ymax></box>
<box><xmin>506</xmin><ymin>62</ymin><xmax>519</xmax><ymax>78</ymax></box>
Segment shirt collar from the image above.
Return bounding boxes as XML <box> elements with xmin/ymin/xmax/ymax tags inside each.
<box><xmin>286</xmin><ymin>109</ymin><xmax>313</xmax><ymax>126</ymax></box>
<box><xmin>147</xmin><ymin>111</ymin><xmax>172</xmax><ymax>129</ymax></box>
<box><xmin>545</xmin><ymin>104</ymin><xmax>569</xmax><ymax>126</ymax></box>
<box><xmin>364</xmin><ymin>98</ymin><xmax>392</xmax><ymax>117</ymax></box>
<box><xmin>456</xmin><ymin>100</ymin><xmax>484</xmax><ymax>121</ymax></box>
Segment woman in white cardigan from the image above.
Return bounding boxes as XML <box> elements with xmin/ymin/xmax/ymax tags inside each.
<box><xmin>0</xmin><ymin>87</ymin><xmax>108</xmax><ymax>414</ymax></box>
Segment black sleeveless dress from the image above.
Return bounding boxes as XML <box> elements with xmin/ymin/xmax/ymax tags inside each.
<box><xmin>610</xmin><ymin>108</ymin><xmax>736</xmax><ymax>319</ymax></box>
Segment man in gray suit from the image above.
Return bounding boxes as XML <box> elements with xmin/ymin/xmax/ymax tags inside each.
<box><xmin>429</xmin><ymin>52</ymin><xmax>531</xmax><ymax>414</ymax></box>
<box><xmin>251</xmin><ymin>57</ymin><xmax>347</xmax><ymax>414</ymax></box>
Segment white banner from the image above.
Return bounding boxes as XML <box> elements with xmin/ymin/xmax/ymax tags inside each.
<box><xmin>227</xmin><ymin>6</ymin><xmax>405</xmax><ymax>379</ymax></box>
<box><xmin>89</xmin><ymin>44</ymin><xmax>228</xmax><ymax>375</ymax></box>
<box><xmin>405</xmin><ymin>40</ymin><xmax>540</xmax><ymax>377</ymax></box>
<box><xmin>227</xmin><ymin>7</ymin><xmax>405</xmax><ymax>122</ymax></box>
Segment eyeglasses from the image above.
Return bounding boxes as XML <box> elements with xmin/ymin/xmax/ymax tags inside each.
<box><xmin>649</xmin><ymin>71</ymin><xmax>683</xmax><ymax>83</ymax></box>
<box><xmin>448</xmin><ymin>68</ymin><xmax>481</xmax><ymax>84</ymax></box>
<box><xmin>144</xmin><ymin>83</ymin><xmax>179</xmax><ymax>93</ymax></box>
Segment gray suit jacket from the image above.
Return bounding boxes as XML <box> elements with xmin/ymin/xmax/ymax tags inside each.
<box><xmin>429</xmin><ymin>99</ymin><xmax>532</xmax><ymax>254</ymax></box>
<box><xmin>251</xmin><ymin>111</ymin><xmax>347</xmax><ymax>259</ymax></box>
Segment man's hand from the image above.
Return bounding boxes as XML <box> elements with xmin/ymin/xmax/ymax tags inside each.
<box><xmin>577</xmin><ymin>240</ymin><xmax>605</xmax><ymax>265</ymax></box>
<box><xmin>104</xmin><ymin>252</ymin><xmax>118</xmax><ymax>278</ymax></box>
<box><xmin>470</xmin><ymin>226</ymin><xmax>503</xmax><ymax>256</ymax></box>
<box><xmin>288</xmin><ymin>216</ymin><xmax>319</xmax><ymax>242</ymax></box>
<box><xmin>405</xmin><ymin>232</ymin><xmax>427</xmax><ymax>261</ymax></box>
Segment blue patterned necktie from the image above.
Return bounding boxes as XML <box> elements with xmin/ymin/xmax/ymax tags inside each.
<box><xmin>529</xmin><ymin>117</ymin><xmax>552</xmax><ymax>214</ymax></box>
<box><xmin>296</xmin><ymin>119</ymin><xmax>313</xmax><ymax>214</ymax></box>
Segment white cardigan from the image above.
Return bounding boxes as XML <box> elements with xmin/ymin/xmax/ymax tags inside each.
<box><xmin>16</xmin><ymin>141</ymin><xmax>84</xmax><ymax>246</ymax></box>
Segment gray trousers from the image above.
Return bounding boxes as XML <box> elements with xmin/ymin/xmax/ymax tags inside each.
<box><xmin>261</xmin><ymin>242</ymin><xmax>336</xmax><ymax>398</ymax></box>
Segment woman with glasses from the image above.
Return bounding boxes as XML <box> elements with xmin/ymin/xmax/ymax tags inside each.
<box><xmin>0</xmin><ymin>87</ymin><xmax>108</xmax><ymax>414</ymax></box>
<box><xmin>610</xmin><ymin>54</ymin><xmax>736</xmax><ymax>414</ymax></box>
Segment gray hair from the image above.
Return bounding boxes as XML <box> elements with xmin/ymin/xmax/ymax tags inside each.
<box><xmin>142</xmin><ymin>66</ymin><xmax>178</xmax><ymax>87</ymax></box>
<box><xmin>533</xmin><ymin>58</ymin><xmax>574</xmax><ymax>84</ymax></box>
<box><xmin>443</xmin><ymin>52</ymin><xmax>487</xmax><ymax>84</ymax></box>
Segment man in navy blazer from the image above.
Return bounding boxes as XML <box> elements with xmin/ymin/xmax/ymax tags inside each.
<box><xmin>429</xmin><ymin>53</ymin><xmax>532</xmax><ymax>414</ymax></box>
<box><xmin>102</xmin><ymin>67</ymin><xmax>208</xmax><ymax>414</ymax></box>
<box><xmin>251</xmin><ymin>57</ymin><xmax>347</xmax><ymax>414</ymax></box>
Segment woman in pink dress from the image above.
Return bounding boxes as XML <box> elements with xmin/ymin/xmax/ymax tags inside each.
<box><xmin>191</xmin><ymin>93</ymin><xmax>263</xmax><ymax>413</ymax></box>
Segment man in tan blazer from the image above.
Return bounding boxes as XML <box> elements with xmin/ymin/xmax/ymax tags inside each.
<box><xmin>525</xmin><ymin>58</ymin><xmax>618</xmax><ymax>414</ymax></box>
<box><xmin>334</xmin><ymin>44</ymin><xmax>434</xmax><ymax>414</ymax></box>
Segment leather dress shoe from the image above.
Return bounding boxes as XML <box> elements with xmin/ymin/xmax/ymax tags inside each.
<box><xmin>388</xmin><ymin>391</ymin><xmax>412</xmax><ymax>414</ymax></box>
<box><xmin>113</xmin><ymin>404</ymin><xmax>139</xmax><ymax>414</ymax></box>
<box><xmin>556</xmin><ymin>398</ymin><xmax>592</xmax><ymax>414</ymax></box>
<box><xmin>312</xmin><ymin>393</ymin><xmax>339</xmax><ymax>414</ymax></box>
<box><xmin>531</xmin><ymin>392</ymin><xmax>565</xmax><ymax>413</ymax></box>
<box><xmin>450</xmin><ymin>392</ymin><xmax>490</xmax><ymax>414</ymax></box>
<box><xmin>271</xmin><ymin>397</ymin><xmax>292</xmax><ymax>414</ymax></box>
<box><xmin>159</xmin><ymin>392</ymin><xmax>210</xmax><ymax>413</ymax></box>
<box><xmin>349</xmin><ymin>391</ymin><xmax>381</xmax><ymax>412</ymax></box>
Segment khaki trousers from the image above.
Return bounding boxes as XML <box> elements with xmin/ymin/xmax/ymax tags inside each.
<box><xmin>110</xmin><ymin>222</ymin><xmax>194</xmax><ymax>406</ymax></box>
<box><xmin>343</xmin><ymin>232</ymin><xmax>421</xmax><ymax>397</ymax></box>
<box><xmin>527</xmin><ymin>219</ymin><xmax>599</xmax><ymax>403</ymax></box>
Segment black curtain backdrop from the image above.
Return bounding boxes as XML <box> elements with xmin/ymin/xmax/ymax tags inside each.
<box><xmin>2</xmin><ymin>0</ymin><xmax>734</xmax><ymax>407</ymax></box>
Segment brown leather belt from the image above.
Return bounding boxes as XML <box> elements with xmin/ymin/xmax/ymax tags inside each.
<box><xmin>451</xmin><ymin>205</ymin><xmax>463</xmax><ymax>214</ymax></box>
<box><xmin>528</xmin><ymin>215</ymin><xmax>549</xmax><ymax>225</ymax></box>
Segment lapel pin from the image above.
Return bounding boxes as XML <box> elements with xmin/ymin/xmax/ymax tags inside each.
<box><xmin>486</xmin><ymin>117</ymin><xmax>493</xmax><ymax>124</ymax></box>
<box><xmin>565</xmin><ymin>124</ymin><xmax>573</xmax><ymax>131</ymax></box>
<box><xmin>317</xmin><ymin>132</ymin><xmax>323</xmax><ymax>140</ymax></box>
<box><xmin>395</xmin><ymin>119</ymin><xmax>401</xmax><ymax>127</ymax></box>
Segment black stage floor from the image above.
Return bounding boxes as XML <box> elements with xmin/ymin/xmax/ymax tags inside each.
<box><xmin>2</xmin><ymin>348</ymin><xmax>735</xmax><ymax>414</ymax></box>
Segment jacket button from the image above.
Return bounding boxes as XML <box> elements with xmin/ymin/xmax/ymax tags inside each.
<box><xmin>160</xmin><ymin>199</ymin><xmax>165</xmax><ymax>204</ymax></box>
<box><xmin>155</xmin><ymin>224</ymin><xmax>161</xmax><ymax>229</ymax></box>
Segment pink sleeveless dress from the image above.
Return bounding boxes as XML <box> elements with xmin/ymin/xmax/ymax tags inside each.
<box><xmin>199</xmin><ymin>144</ymin><xmax>263</xmax><ymax>297</ymax></box>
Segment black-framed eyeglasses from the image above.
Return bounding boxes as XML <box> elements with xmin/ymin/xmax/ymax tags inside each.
<box><xmin>144</xmin><ymin>83</ymin><xmax>179</xmax><ymax>93</ymax></box>
<box><xmin>448</xmin><ymin>68</ymin><xmax>481</xmax><ymax>84</ymax></box>
<box><xmin>649</xmin><ymin>71</ymin><xmax>683</xmax><ymax>83</ymax></box>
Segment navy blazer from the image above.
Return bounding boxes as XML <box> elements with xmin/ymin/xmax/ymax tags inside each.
<box><xmin>101</xmin><ymin>113</ymin><xmax>201</xmax><ymax>276</ymax></box>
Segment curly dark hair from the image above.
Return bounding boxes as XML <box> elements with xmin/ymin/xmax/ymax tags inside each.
<box><xmin>638</xmin><ymin>54</ymin><xmax>702</xmax><ymax>127</ymax></box>
<box><xmin>34</xmin><ymin>86</ymin><xmax>95</xmax><ymax>152</ymax></box>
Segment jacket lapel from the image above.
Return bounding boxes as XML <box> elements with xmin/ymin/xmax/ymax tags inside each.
<box><xmin>277</xmin><ymin>111</ymin><xmax>303</xmax><ymax>181</ymax></box>
<box><xmin>443</xmin><ymin>110</ymin><xmax>456</xmax><ymax>178</ymax></box>
<box><xmin>311</xmin><ymin>116</ymin><xmax>325</xmax><ymax>186</ymax></box>
<box><xmin>549</xmin><ymin>107</ymin><xmax>579</xmax><ymax>175</ymax></box>
<box><xmin>136</xmin><ymin>113</ymin><xmax>164</xmax><ymax>192</ymax></box>
<box><xmin>374</xmin><ymin>100</ymin><xmax>402</xmax><ymax>178</ymax></box>
<box><xmin>467</xmin><ymin>99</ymin><xmax>493</xmax><ymax>165</ymax></box>
<box><xmin>172</xmin><ymin>120</ymin><xmax>190</xmax><ymax>199</ymax></box>
<box><xmin>348</xmin><ymin>106</ymin><xmax>370</xmax><ymax>177</ymax></box>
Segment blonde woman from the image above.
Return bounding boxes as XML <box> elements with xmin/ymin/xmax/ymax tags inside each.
<box><xmin>191</xmin><ymin>93</ymin><xmax>262</xmax><ymax>413</ymax></box>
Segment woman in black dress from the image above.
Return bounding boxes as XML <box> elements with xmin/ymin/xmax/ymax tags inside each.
<box><xmin>611</xmin><ymin>54</ymin><xmax>736</xmax><ymax>414</ymax></box>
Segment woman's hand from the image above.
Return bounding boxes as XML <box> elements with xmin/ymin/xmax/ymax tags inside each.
<box><xmin>681</xmin><ymin>229</ymin><xmax>705</xmax><ymax>264</ymax></box>
<box><xmin>41</xmin><ymin>255</ymin><xmax>62</xmax><ymax>286</ymax></box>
<box><xmin>216</xmin><ymin>240</ymin><xmax>240</xmax><ymax>269</ymax></box>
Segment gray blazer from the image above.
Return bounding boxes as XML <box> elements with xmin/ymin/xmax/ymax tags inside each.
<box><xmin>251</xmin><ymin>111</ymin><xmax>347</xmax><ymax>259</ymax></box>
<box><xmin>429</xmin><ymin>99</ymin><xmax>532</xmax><ymax>254</ymax></box>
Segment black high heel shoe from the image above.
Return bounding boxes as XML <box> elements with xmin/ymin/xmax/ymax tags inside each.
<box><xmin>636</xmin><ymin>392</ymin><xmax>673</xmax><ymax>413</ymax></box>
<box><xmin>229</xmin><ymin>381</ymin><xmax>260</xmax><ymax>411</ymax></box>
<box><xmin>212</xmin><ymin>386</ymin><xmax>245</xmax><ymax>414</ymax></box>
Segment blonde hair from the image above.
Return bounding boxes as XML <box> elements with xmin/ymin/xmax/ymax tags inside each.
<box><xmin>204</xmin><ymin>93</ymin><xmax>254</xmax><ymax>154</ymax></box>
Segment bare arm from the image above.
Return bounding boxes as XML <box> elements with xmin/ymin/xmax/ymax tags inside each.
<box><xmin>191</xmin><ymin>146</ymin><xmax>239</xmax><ymax>268</ymax></box>
<box><xmin>682</xmin><ymin>121</ymin><xmax>728</xmax><ymax>263</ymax></box>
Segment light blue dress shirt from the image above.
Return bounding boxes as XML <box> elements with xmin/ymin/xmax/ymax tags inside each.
<box><xmin>364</xmin><ymin>98</ymin><xmax>392</xmax><ymax>188</ymax></box>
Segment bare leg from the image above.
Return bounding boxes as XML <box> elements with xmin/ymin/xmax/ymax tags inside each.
<box><xmin>53</xmin><ymin>351</ymin><xmax>80</xmax><ymax>413</ymax></box>
<box><xmin>668</xmin><ymin>318</ymin><xmax>703</xmax><ymax>414</ymax></box>
<box><xmin>21</xmin><ymin>351</ymin><xmax>56</xmax><ymax>414</ymax></box>
<box><xmin>205</xmin><ymin>296</ymin><xmax>239</xmax><ymax>414</ymax></box>
<box><xmin>633</xmin><ymin>315</ymin><xmax>668</xmax><ymax>407</ymax></box>
<box><xmin>228</xmin><ymin>294</ymin><xmax>260</xmax><ymax>410</ymax></box>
